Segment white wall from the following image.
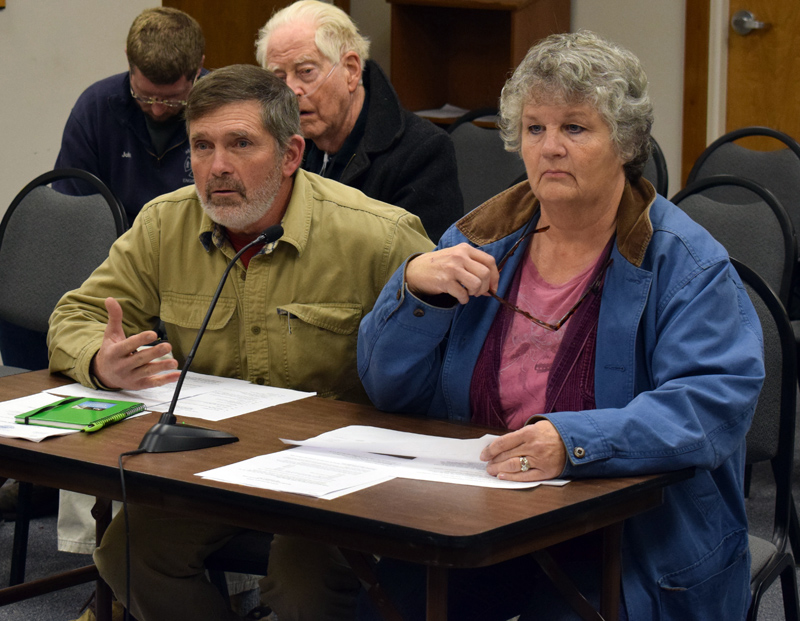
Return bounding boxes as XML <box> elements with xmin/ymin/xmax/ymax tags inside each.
<box><xmin>572</xmin><ymin>1</ymin><xmax>686</xmax><ymax>197</ymax></box>
<box><xmin>0</xmin><ymin>0</ymin><xmax>153</xmax><ymax>217</ymax></box>
<box><xmin>0</xmin><ymin>0</ymin><xmax>686</xmax><ymax>220</ymax></box>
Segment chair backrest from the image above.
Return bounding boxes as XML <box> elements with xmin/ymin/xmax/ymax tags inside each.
<box><xmin>642</xmin><ymin>136</ymin><xmax>669</xmax><ymax>196</ymax></box>
<box><xmin>687</xmin><ymin>126</ymin><xmax>800</xmax><ymax>245</ymax></box>
<box><xmin>447</xmin><ymin>109</ymin><xmax>527</xmax><ymax>214</ymax></box>
<box><xmin>732</xmin><ymin>258</ymin><xmax>796</xmax><ymax>552</ymax></box>
<box><xmin>671</xmin><ymin>175</ymin><xmax>796</xmax><ymax>309</ymax></box>
<box><xmin>0</xmin><ymin>169</ymin><xmax>127</xmax><ymax>333</ymax></box>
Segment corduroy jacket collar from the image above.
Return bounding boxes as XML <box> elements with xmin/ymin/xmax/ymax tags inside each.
<box><xmin>456</xmin><ymin>177</ymin><xmax>657</xmax><ymax>268</ymax></box>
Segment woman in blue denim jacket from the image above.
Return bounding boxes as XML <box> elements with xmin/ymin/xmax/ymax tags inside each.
<box><xmin>357</xmin><ymin>31</ymin><xmax>765</xmax><ymax>620</ymax></box>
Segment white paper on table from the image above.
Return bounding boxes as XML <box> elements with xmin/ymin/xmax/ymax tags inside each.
<box><xmin>282</xmin><ymin>426</ymin><xmax>569</xmax><ymax>489</ymax></box>
<box><xmin>0</xmin><ymin>392</ymin><xmax>79</xmax><ymax>441</ymax></box>
<box><xmin>172</xmin><ymin>384</ymin><xmax>314</xmax><ymax>421</ymax></box>
<box><xmin>44</xmin><ymin>371</ymin><xmax>248</xmax><ymax>409</ymax></box>
<box><xmin>196</xmin><ymin>446</ymin><xmax>397</xmax><ymax>497</ymax></box>
<box><xmin>393</xmin><ymin>457</ymin><xmax>568</xmax><ymax>489</ymax></box>
<box><xmin>45</xmin><ymin>372</ymin><xmax>313</xmax><ymax>421</ymax></box>
<box><xmin>282</xmin><ymin>425</ymin><xmax>500</xmax><ymax>461</ymax></box>
<box><xmin>414</xmin><ymin>103</ymin><xmax>469</xmax><ymax>119</ymax></box>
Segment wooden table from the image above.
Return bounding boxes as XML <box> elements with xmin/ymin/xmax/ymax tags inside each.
<box><xmin>0</xmin><ymin>371</ymin><xmax>692</xmax><ymax>620</ymax></box>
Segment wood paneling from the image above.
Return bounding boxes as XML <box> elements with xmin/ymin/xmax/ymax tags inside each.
<box><xmin>162</xmin><ymin>0</ymin><xmax>350</xmax><ymax>70</ymax></box>
<box><xmin>681</xmin><ymin>0</ymin><xmax>710</xmax><ymax>187</ymax></box>
<box><xmin>388</xmin><ymin>0</ymin><xmax>570</xmax><ymax>111</ymax></box>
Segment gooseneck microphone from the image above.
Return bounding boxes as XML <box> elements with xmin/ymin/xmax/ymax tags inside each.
<box><xmin>138</xmin><ymin>224</ymin><xmax>284</xmax><ymax>453</ymax></box>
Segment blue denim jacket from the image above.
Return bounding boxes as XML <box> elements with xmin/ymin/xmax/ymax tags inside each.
<box><xmin>358</xmin><ymin>179</ymin><xmax>764</xmax><ymax>619</ymax></box>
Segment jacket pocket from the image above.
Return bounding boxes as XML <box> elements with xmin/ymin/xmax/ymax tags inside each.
<box><xmin>276</xmin><ymin>303</ymin><xmax>362</xmax><ymax>399</ymax></box>
<box><xmin>161</xmin><ymin>292</ymin><xmax>237</xmax><ymax>330</ymax></box>
<box><xmin>160</xmin><ymin>292</ymin><xmax>239</xmax><ymax>369</ymax></box>
<box><xmin>658</xmin><ymin>528</ymin><xmax>749</xmax><ymax>619</ymax></box>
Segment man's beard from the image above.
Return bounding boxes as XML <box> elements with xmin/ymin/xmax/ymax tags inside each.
<box><xmin>199</xmin><ymin>164</ymin><xmax>282</xmax><ymax>233</ymax></box>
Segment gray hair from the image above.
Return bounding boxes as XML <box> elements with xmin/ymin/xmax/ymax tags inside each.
<box><xmin>255</xmin><ymin>0</ymin><xmax>370</xmax><ymax>70</ymax></box>
<box><xmin>185</xmin><ymin>64</ymin><xmax>300</xmax><ymax>152</ymax></box>
<box><xmin>499</xmin><ymin>31</ymin><xmax>653</xmax><ymax>183</ymax></box>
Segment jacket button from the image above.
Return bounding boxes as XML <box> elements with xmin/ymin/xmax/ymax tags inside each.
<box><xmin>251</xmin><ymin>326</ymin><xmax>261</xmax><ymax>335</ymax></box>
<box><xmin>413</xmin><ymin>308</ymin><xmax>425</xmax><ymax>317</ymax></box>
<box><xmin>396</xmin><ymin>288</ymin><xmax>402</xmax><ymax>300</ymax></box>
<box><xmin>573</xmin><ymin>447</ymin><xmax>586</xmax><ymax>458</ymax></box>
<box><xmin>255</xmin><ymin>377</ymin><xmax>265</xmax><ymax>385</ymax></box>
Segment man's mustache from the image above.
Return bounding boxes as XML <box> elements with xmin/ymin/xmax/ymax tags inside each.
<box><xmin>206</xmin><ymin>178</ymin><xmax>246</xmax><ymax>199</ymax></box>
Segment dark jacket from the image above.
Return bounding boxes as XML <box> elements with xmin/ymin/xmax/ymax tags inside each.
<box><xmin>303</xmin><ymin>61</ymin><xmax>463</xmax><ymax>242</ymax></box>
<box><xmin>53</xmin><ymin>71</ymin><xmax>198</xmax><ymax>223</ymax></box>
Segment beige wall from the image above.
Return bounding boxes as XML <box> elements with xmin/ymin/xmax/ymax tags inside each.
<box><xmin>0</xmin><ymin>0</ymin><xmax>153</xmax><ymax>216</ymax></box>
<box><xmin>572</xmin><ymin>1</ymin><xmax>686</xmax><ymax>197</ymax></box>
<box><xmin>0</xmin><ymin>0</ymin><xmax>686</xmax><ymax>219</ymax></box>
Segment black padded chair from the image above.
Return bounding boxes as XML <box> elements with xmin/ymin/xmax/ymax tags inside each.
<box><xmin>642</xmin><ymin>135</ymin><xmax>669</xmax><ymax>196</ymax></box>
<box><xmin>673</xmin><ymin>175</ymin><xmax>800</xmax><ymax>564</ymax></box>
<box><xmin>0</xmin><ymin>168</ymin><xmax>127</xmax><ymax>362</ymax></box>
<box><xmin>0</xmin><ymin>168</ymin><xmax>126</xmax><ymax>586</ymax></box>
<box><xmin>671</xmin><ymin>175</ymin><xmax>796</xmax><ymax>308</ymax></box>
<box><xmin>732</xmin><ymin>259</ymin><xmax>800</xmax><ymax>621</ymax></box>
<box><xmin>447</xmin><ymin>108</ymin><xmax>527</xmax><ymax>214</ymax></box>
<box><xmin>686</xmin><ymin>126</ymin><xmax>800</xmax><ymax>315</ymax></box>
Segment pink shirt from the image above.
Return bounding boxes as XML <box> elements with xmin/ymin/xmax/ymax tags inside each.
<box><xmin>498</xmin><ymin>255</ymin><xmax>599</xmax><ymax>429</ymax></box>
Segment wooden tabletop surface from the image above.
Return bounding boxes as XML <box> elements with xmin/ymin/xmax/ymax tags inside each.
<box><xmin>0</xmin><ymin>370</ymin><xmax>691</xmax><ymax>567</ymax></box>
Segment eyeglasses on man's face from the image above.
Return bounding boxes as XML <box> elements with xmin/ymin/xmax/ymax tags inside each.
<box><xmin>129</xmin><ymin>71</ymin><xmax>195</xmax><ymax>109</ymax></box>
<box><xmin>487</xmin><ymin>225</ymin><xmax>613</xmax><ymax>332</ymax></box>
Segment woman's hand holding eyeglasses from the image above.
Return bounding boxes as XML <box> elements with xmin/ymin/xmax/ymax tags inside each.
<box><xmin>405</xmin><ymin>244</ymin><xmax>500</xmax><ymax>305</ymax></box>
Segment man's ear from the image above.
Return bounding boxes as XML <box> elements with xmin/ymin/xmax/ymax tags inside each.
<box><xmin>282</xmin><ymin>134</ymin><xmax>306</xmax><ymax>177</ymax></box>
<box><xmin>342</xmin><ymin>51</ymin><xmax>362</xmax><ymax>93</ymax></box>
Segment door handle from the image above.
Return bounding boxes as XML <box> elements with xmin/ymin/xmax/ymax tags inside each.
<box><xmin>731</xmin><ymin>10</ymin><xmax>769</xmax><ymax>35</ymax></box>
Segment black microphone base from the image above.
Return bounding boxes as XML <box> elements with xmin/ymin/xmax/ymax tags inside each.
<box><xmin>138</xmin><ymin>422</ymin><xmax>238</xmax><ymax>453</ymax></box>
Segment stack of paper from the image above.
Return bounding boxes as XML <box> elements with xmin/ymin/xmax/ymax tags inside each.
<box><xmin>197</xmin><ymin>426</ymin><xmax>568</xmax><ymax>499</ymax></box>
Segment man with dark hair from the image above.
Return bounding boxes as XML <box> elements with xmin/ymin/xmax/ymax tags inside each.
<box><xmin>257</xmin><ymin>0</ymin><xmax>463</xmax><ymax>243</ymax></box>
<box><xmin>53</xmin><ymin>7</ymin><xmax>206</xmax><ymax>224</ymax></box>
<box><xmin>48</xmin><ymin>64</ymin><xmax>433</xmax><ymax>621</ymax></box>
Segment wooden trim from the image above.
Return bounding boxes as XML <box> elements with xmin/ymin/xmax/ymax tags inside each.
<box><xmin>681</xmin><ymin>0</ymin><xmax>711</xmax><ymax>187</ymax></box>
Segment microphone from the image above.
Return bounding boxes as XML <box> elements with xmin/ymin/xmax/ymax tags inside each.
<box><xmin>138</xmin><ymin>224</ymin><xmax>284</xmax><ymax>453</ymax></box>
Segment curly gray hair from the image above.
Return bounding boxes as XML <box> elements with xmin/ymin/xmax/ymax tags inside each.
<box><xmin>499</xmin><ymin>31</ymin><xmax>653</xmax><ymax>182</ymax></box>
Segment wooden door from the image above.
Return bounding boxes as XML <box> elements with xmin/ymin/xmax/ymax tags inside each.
<box><xmin>726</xmin><ymin>0</ymin><xmax>800</xmax><ymax>134</ymax></box>
<box><xmin>681</xmin><ymin>0</ymin><xmax>799</xmax><ymax>184</ymax></box>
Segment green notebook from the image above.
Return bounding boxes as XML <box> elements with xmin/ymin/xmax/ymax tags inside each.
<box><xmin>15</xmin><ymin>396</ymin><xmax>145</xmax><ymax>432</ymax></box>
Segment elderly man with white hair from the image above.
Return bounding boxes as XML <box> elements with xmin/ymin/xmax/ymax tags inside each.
<box><xmin>257</xmin><ymin>0</ymin><xmax>462</xmax><ymax>242</ymax></box>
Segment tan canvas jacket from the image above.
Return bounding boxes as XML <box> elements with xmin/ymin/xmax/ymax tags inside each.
<box><xmin>48</xmin><ymin>169</ymin><xmax>433</xmax><ymax>402</ymax></box>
